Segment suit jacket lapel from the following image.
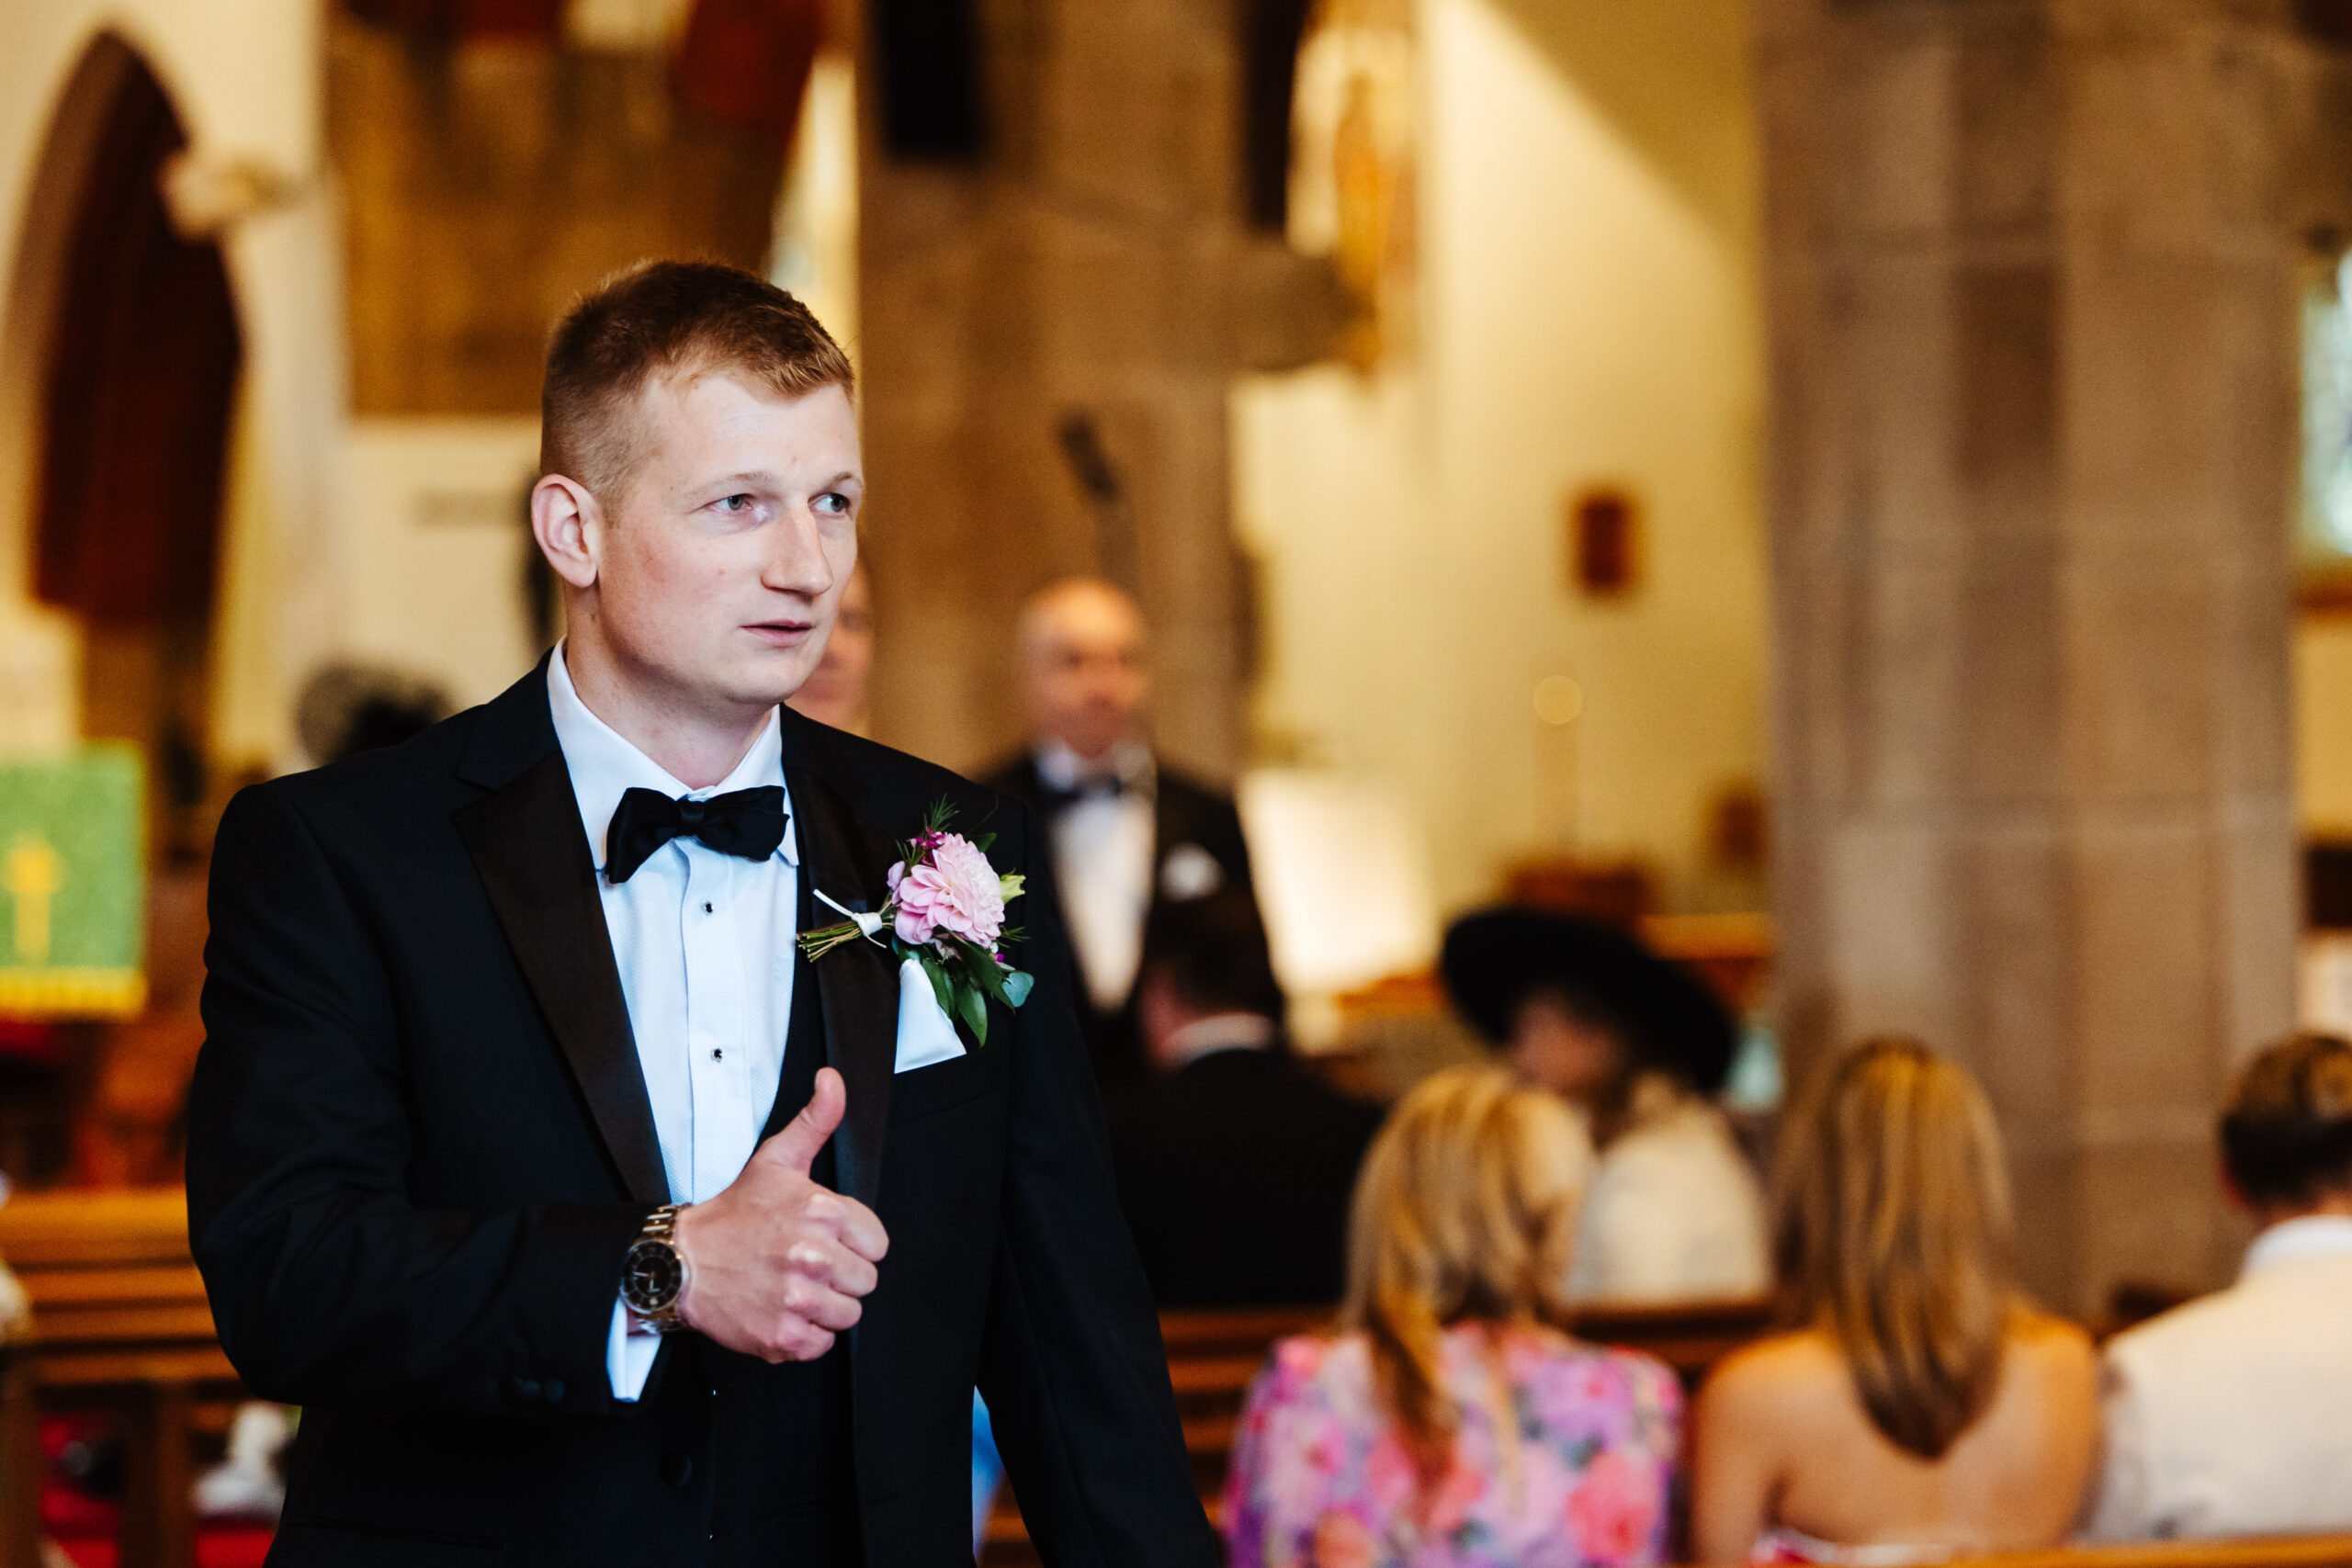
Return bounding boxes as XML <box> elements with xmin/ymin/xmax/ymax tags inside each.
<box><xmin>456</xmin><ymin>748</ymin><xmax>671</xmax><ymax>1207</ymax></box>
<box><xmin>783</xmin><ymin>760</ymin><xmax>899</xmax><ymax>1210</ymax></box>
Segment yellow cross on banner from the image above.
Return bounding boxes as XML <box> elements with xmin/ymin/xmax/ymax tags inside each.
<box><xmin>5</xmin><ymin>835</ymin><xmax>64</xmax><ymax>964</ymax></box>
<box><xmin>0</xmin><ymin>748</ymin><xmax>144</xmax><ymax>1017</ymax></box>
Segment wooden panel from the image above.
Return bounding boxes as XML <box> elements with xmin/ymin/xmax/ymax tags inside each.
<box><xmin>33</xmin><ymin>1348</ymin><xmax>238</xmax><ymax>1391</ymax></box>
<box><xmin>1962</xmin><ymin>1540</ymin><xmax>2352</xmax><ymax>1568</ymax></box>
<box><xmin>0</xmin><ymin>1188</ymin><xmax>190</xmax><ymax>1268</ymax></box>
<box><xmin>20</xmin><ymin>1264</ymin><xmax>207</xmax><ymax>1308</ymax></box>
<box><xmin>0</xmin><ymin>1188</ymin><xmax>233</xmax><ymax>1568</ymax></box>
<box><xmin>1572</xmin><ymin>1294</ymin><xmax>1778</xmax><ymax>1382</ymax></box>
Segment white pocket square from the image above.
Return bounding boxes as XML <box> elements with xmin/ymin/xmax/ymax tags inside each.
<box><xmin>893</xmin><ymin>956</ymin><xmax>967</xmax><ymax>1073</ymax></box>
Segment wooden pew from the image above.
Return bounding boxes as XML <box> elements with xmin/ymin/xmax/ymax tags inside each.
<box><xmin>1574</xmin><ymin>1294</ymin><xmax>1778</xmax><ymax>1387</ymax></box>
<box><xmin>980</xmin><ymin>1296</ymin><xmax>1776</xmax><ymax>1566</ymax></box>
<box><xmin>1957</xmin><ymin>1539</ymin><xmax>2352</xmax><ymax>1568</ymax></box>
<box><xmin>0</xmin><ymin>1188</ymin><xmax>242</xmax><ymax>1568</ymax></box>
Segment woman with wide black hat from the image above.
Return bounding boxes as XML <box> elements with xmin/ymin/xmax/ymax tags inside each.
<box><xmin>1442</xmin><ymin>906</ymin><xmax>1770</xmax><ymax>1303</ymax></box>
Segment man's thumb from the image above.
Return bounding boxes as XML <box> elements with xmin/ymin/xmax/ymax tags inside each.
<box><xmin>763</xmin><ymin>1066</ymin><xmax>846</xmax><ymax>1177</ymax></box>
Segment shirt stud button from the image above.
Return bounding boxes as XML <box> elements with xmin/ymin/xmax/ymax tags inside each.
<box><xmin>703</xmin><ymin>902</ymin><xmax>713</xmax><ymax>914</ymax></box>
<box><xmin>712</xmin><ymin>1049</ymin><xmax>723</xmax><ymax>1061</ymax></box>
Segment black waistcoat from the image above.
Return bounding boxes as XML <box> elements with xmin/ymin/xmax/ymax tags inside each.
<box><xmin>656</xmin><ymin>897</ymin><xmax>861</xmax><ymax>1568</ymax></box>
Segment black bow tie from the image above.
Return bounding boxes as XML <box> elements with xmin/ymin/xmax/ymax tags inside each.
<box><xmin>605</xmin><ymin>785</ymin><xmax>788</xmax><ymax>884</ymax></box>
<box><xmin>1040</xmin><ymin>773</ymin><xmax>1129</xmax><ymax>811</ymax></box>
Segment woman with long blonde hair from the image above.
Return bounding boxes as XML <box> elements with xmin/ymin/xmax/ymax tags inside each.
<box><xmin>1222</xmin><ymin>1066</ymin><xmax>1679</xmax><ymax>1568</ymax></box>
<box><xmin>1690</xmin><ymin>1037</ymin><xmax>2098</xmax><ymax>1563</ymax></box>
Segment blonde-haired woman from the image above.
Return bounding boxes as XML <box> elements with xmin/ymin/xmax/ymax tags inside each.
<box><xmin>1690</xmin><ymin>1037</ymin><xmax>2098</xmax><ymax>1563</ymax></box>
<box><xmin>1222</xmin><ymin>1066</ymin><xmax>1679</xmax><ymax>1568</ymax></box>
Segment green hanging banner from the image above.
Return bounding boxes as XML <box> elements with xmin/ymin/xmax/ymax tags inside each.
<box><xmin>0</xmin><ymin>746</ymin><xmax>145</xmax><ymax>1018</ymax></box>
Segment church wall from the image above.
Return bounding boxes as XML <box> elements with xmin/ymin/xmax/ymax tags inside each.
<box><xmin>2298</xmin><ymin>617</ymin><xmax>2352</xmax><ymax>833</ymax></box>
<box><xmin>0</xmin><ymin>0</ymin><xmax>341</xmax><ymax>771</ymax></box>
<box><xmin>1234</xmin><ymin>0</ymin><xmax>1769</xmax><ymax>914</ymax></box>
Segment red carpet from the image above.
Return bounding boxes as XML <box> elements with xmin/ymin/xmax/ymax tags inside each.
<box><xmin>51</xmin><ymin>1529</ymin><xmax>274</xmax><ymax>1568</ymax></box>
<box><xmin>41</xmin><ymin>1416</ymin><xmax>274</xmax><ymax>1568</ymax></box>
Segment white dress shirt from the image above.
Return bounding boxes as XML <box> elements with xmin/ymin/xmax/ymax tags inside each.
<box><xmin>1036</xmin><ymin>739</ymin><xmax>1156</xmax><ymax>1012</ymax></box>
<box><xmin>1566</xmin><ymin>1075</ymin><xmax>1771</xmax><ymax>1304</ymax></box>
<box><xmin>545</xmin><ymin>646</ymin><xmax>801</xmax><ymax>1403</ymax></box>
<box><xmin>2086</xmin><ymin>1213</ymin><xmax>2352</xmax><ymax>1540</ymax></box>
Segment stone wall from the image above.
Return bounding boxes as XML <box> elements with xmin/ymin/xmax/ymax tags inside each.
<box><xmin>331</xmin><ymin>15</ymin><xmax>786</xmax><ymax>415</ymax></box>
<box><xmin>1758</xmin><ymin>0</ymin><xmax>2315</xmax><ymax>1308</ymax></box>
<box><xmin>858</xmin><ymin>0</ymin><xmax>1339</xmax><ymax>779</ymax></box>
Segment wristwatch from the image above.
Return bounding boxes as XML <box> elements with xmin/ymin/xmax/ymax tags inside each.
<box><xmin>620</xmin><ymin>1204</ymin><xmax>691</xmax><ymax>1332</ymax></box>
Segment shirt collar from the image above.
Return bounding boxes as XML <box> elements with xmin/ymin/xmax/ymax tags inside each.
<box><xmin>1159</xmin><ymin>1011</ymin><xmax>1277</xmax><ymax>1072</ymax></box>
<box><xmin>546</xmin><ymin>641</ymin><xmax>797</xmax><ymax>874</ymax></box>
<box><xmin>2242</xmin><ymin>1213</ymin><xmax>2352</xmax><ymax>1279</ymax></box>
<box><xmin>1035</xmin><ymin>737</ymin><xmax>1153</xmax><ymax>795</ymax></box>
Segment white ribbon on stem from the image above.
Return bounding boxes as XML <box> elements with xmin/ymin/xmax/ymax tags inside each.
<box><xmin>814</xmin><ymin>888</ymin><xmax>888</xmax><ymax>946</ymax></box>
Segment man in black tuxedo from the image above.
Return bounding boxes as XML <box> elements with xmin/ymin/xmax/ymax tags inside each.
<box><xmin>979</xmin><ymin>581</ymin><xmax>1262</xmax><ymax>1087</ymax></box>
<box><xmin>1105</xmin><ymin>894</ymin><xmax>1384</xmax><ymax>1307</ymax></box>
<box><xmin>187</xmin><ymin>263</ymin><xmax>1214</xmax><ymax>1568</ymax></box>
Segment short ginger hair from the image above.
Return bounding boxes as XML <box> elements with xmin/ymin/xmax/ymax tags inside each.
<box><xmin>539</xmin><ymin>260</ymin><xmax>853</xmax><ymax>504</ymax></box>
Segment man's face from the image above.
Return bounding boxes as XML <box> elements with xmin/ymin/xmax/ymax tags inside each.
<box><xmin>1021</xmin><ymin>586</ymin><xmax>1148</xmax><ymax>761</ymax></box>
<box><xmin>582</xmin><ymin>372</ymin><xmax>862</xmax><ymax>720</ymax></box>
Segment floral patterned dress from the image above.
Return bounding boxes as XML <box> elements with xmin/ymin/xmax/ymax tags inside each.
<box><xmin>1222</xmin><ymin>1325</ymin><xmax>1680</xmax><ymax>1568</ymax></box>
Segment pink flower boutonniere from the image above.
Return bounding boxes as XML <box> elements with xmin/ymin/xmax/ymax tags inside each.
<box><xmin>799</xmin><ymin>798</ymin><xmax>1035</xmax><ymax>1045</ymax></box>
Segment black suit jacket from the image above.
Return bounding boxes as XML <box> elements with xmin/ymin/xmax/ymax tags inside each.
<box><xmin>187</xmin><ymin>664</ymin><xmax>1215</xmax><ymax>1568</ymax></box>
<box><xmin>978</xmin><ymin>753</ymin><xmax>1261</xmax><ymax>1085</ymax></box>
<box><xmin>1103</xmin><ymin>1046</ymin><xmax>1384</xmax><ymax>1308</ymax></box>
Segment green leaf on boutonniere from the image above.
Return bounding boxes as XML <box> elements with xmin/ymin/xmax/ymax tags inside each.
<box><xmin>953</xmin><ymin>936</ymin><xmax>1011</xmax><ymax>1006</ymax></box>
<box><xmin>919</xmin><ymin>953</ymin><xmax>955</xmax><ymax>1020</ymax></box>
<box><xmin>955</xmin><ymin>979</ymin><xmax>989</xmax><ymax>1045</ymax></box>
<box><xmin>1001</xmin><ymin>969</ymin><xmax>1035</xmax><ymax>1008</ymax></box>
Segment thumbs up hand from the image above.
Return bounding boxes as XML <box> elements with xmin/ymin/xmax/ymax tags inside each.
<box><xmin>671</xmin><ymin>1067</ymin><xmax>890</xmax><ymax>1363</ymax></box>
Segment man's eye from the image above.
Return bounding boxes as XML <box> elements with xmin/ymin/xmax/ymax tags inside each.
<box><xmin>711</xmin><ymin>494</ymin><xmax>758</xmax><ymax>515</ymax></box>
<box><xmin>813</xmin><ymin>491</ymin><xmax>850</xmax><ymax>516</ymax></box>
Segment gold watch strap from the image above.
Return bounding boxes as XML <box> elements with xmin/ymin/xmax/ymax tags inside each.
<box><xmin>630</xmin><ymin>1204</ymin><xmax>688</xmax><ymax>1332</ymax></box>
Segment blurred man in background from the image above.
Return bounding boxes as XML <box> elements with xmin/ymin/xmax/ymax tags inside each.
<box><xmin>2086</xmin><ymin>1032</ymin><xmax>2352</xmax><ymax>1539</ymax></box>
<box><xmin>785</xmin><ymin>560</ymin><xmax>873</xmax><ymax>734</ymax></box>
<box><xmin>1104</xmin><ymin>893</ymin><xmax>1381</xmax><ymax>1306</ymax></box>
<box><xmin>982</xmin><ymin>578</ymin><xmax>1261</xmax><ymax>1084</ymax></box>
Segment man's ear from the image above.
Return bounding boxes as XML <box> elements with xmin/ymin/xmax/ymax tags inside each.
<box><xmin>531</xmin><ymin>473</ymin><xmax>601</xmax><ymax>591</ymax></box>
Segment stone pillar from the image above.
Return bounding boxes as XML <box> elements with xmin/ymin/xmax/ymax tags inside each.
<box><xmin>857</xmin><ymin>0</ymin><xmax>1338</xmax><ymax>779</ymax></box>
<box><xmin>1758</xmin><ymin>0</ymin><xmax>2307</xmax><ymax>1309</ymax></box>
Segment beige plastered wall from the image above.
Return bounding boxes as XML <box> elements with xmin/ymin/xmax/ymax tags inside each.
<box><xmin>1234</xmin><ymin>0</ymin><xmax>1769</xmax><ymax>914</ymax></box>
<box><xmin>0</xmin><ymin>0</ymin><xmax>343</xmax><ymax>772</ymax></box>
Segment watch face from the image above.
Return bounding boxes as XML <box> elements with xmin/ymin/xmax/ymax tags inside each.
<box><xmin>623</xmin><ymin>1239</ymin><xmax>684</xmax><ymax>1314</ymax></box>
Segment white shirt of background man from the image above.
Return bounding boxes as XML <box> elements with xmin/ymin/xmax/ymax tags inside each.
<box><xmin>2087</xmin><ymin>1213</ymin><xmax>2352</xmax><ymax>1540</ymax></box>
<box><xmin>1038</xmin><ymin>739</ymin><xmax>1155</xmax><ymax>1013</ymax></box>
<box><xmin>546</xmin><ymin>642</ymin><xmax>800</xmax><ymax>1403</ymax></box>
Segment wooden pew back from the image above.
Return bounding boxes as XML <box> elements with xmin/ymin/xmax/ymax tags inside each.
<box><xmin>0</xmin><ymin>1187</ymin><xmax>241</xmax><ymax>1568</ymax></box>
<box><xmin>982</xmin><ymin>1295</ymin><xmax>1779</xmax><ymax>1565</ymax></box>
<box><xmin>1953</xmin><ymin>1538</ymin><xmax>2352</xmax><ymax>1568</ymax></box>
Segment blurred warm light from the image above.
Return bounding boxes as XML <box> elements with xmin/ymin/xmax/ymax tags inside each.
<box><xmin>1238</xmin><ymin>769</ymin><xmax>1439</xmax><ymax>1011</ymax></box>
<box><xmin>1532</xmin><ymin>674</ymin><xmax>1583</xmax><ymax>727</ymax></box>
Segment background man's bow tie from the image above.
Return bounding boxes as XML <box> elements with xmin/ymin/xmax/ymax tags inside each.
<box><xmin>1041</xmin><ymin>773</ymin><xmax>1129</xmax><ymax>810</ymax></box>
<box><xmin>605</xmin><ymin>785</ymin><xmax>788</xmax><ymax>883</ymax></box>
